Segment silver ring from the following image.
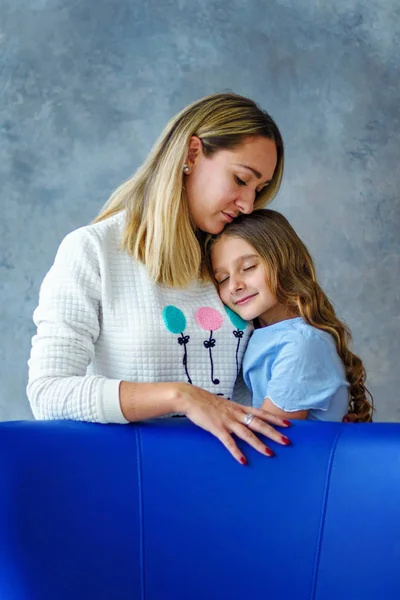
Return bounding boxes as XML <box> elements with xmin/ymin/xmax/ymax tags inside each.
<box><xmin>244</xmin><ymin>413</ymin><xmax>255</xmax><ymax>426</ymax></box>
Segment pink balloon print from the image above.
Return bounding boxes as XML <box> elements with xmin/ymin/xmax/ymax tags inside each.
<box><xmin>195</xmin><ymin>307</ymin><xmax>223</xmax><ymax>331</ymax></box>
<box><xmin>195</xmin><ymin>307</ymin><xmax>223</xmax><ymax>385</ymax></box>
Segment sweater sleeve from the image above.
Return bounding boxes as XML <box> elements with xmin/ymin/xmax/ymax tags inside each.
<box><xmin>27</xmin><ymin>228</ymin><xmax>128</xmax><ymax>424</ymax></box>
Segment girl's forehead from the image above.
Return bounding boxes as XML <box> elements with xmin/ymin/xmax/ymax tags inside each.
<box><xmin>213</xmin><ymin>235</ymin><xmax>253</xmax><ymax>251</ymax></box>
<box><xmin>211</xmin><ymin>235</ymin><xmax>259</xmax><ymax>264</ymax></box>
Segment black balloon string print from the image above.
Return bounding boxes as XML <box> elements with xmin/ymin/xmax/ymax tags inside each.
<box><xmin>224</xmin><ymin>306</ymin><xmax>248</xmax><ymax>376</ymax></box>
<box><xmin>195</xmin><ymin>307</ymin><xmax>223</xmax><ymax>385</ymax></box>
<box><xmin>162</xmin><ymin>305</ymin><xmax>192</xmax><ymax>384</ymax></box>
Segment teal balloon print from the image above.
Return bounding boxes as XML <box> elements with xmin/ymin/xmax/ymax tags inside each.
<box><xmin>224</xmin><ymin>306</ymin><xmax>247</xmax><ymax>330</ymax></box>
<box><xmin>163</xmin><ymin>305</ymin><xmax>187</xmax><ymax>335</ymax></box>
<box><xmin>162</xmin><ymin>305</ymin><xmax>192</xmax><ymax>384</ymax></box>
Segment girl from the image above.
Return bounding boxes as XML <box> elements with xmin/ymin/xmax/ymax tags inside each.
<box><xmin>209</xmin><ymin>209</ymin><xmax>374</xmax><ymax>422</ymax></box>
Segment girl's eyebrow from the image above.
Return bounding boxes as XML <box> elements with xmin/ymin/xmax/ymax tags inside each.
<box><xmin>236</xmin><ymin>164</ymin><xmax>271</xmax><ymax>184</ymax></box>
<box><xmin>213</xmin><ymin>254</ymin><xmax>259</xmax><ymax>274</ymax></box>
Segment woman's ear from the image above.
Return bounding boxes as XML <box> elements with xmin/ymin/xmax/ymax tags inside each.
<box><xmin>186</xmin><ymin>136</ymin><xmax>203</xmax><ymax>167</ymax></box>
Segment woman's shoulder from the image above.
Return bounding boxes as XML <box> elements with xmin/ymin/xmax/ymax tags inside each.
<box><xmin>64</xmin><ymin>211</ymin><xmax>125</xmax><ymax>246</ymax></box>
<box><xmin>56</xmin><ymin>211</ymin><xmax>126</xmax><ymax>263</ymax></box>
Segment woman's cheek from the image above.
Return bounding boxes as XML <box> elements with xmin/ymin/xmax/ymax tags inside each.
<box><xmin>220</xmin><ymin>181</ymin><xmax>236</xmax><ymax>202</ymax></box>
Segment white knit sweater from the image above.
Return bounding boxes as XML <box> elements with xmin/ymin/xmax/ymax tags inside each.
<box><xmin>27</xmin><ymin>212</ymin><xmax>252</xmax><ymax>424</ymax></box>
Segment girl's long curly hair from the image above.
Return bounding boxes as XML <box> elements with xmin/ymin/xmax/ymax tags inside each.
<box><xmin>208</xmin><ymin>209</ymin><xmax>374</xmax><ymax>422</ymax></box>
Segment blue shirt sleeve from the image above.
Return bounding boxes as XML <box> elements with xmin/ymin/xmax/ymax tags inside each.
<box><xmin>265</xmin><ymin>331</ymin><xmax>348</xmax><ymax>413</ymax></box>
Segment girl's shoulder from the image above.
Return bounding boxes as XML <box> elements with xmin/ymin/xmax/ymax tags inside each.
<box><xmin>251</xmin><ymin>317</ymin><xmax>337</xmax><ymax>357</ymax></box>
<box><xmin>288</xmin><ymin>319</ymin><xmax>338</xmax><ymax>354</ymax></box>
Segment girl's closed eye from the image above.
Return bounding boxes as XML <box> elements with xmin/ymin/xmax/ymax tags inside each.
<box><xmin>215</xmin><ymin>275</ymin><xmax>229</xmax><ymax>286</ymax></box>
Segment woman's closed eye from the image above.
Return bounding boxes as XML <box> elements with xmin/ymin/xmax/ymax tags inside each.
<box><xmin>235</xmin><ymin>176</ymin><xmax>269</xmax><ymax>199</ymax></box>
<box><xmin>235</xmin><ymin>176</ymin><xmax>247</xmax><ymax>186</ymax></box>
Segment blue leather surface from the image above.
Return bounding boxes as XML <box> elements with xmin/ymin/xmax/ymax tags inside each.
<box><xmin>315</xmin><ymin>424</ymin><xmax>400</xmax><ymax>600</ymax></box>
<box><xmin>0</xmin><ymin>419</ymin><xmax>398</xmax><ymax>599</ymax></box>
<box><xmin>139</xmin><ymin>419</ymin><xmax>340</xmax><ymax>600</ymax></box>
<box><xmin>0</xmin><ymin>421</ymin><xmax>142</xmax><ymax>599</ymax></box>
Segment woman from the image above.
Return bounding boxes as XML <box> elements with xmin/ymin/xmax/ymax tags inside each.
<box><xmin>27</xmin><ymin>92</ymin><xmax>291</xmax><ymax>465</ymax></box>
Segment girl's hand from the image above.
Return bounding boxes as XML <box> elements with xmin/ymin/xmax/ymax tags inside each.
<box><xmin>173</xmin><ymin>383</ymin><xmax>291</xmax><ymax>465</ymax></box>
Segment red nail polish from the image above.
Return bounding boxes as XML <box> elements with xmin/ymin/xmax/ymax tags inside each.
<box><xmin>282</xmin><ymin>419</ymin><xmax>291</xmax><ymax>426</ymax></box>
<box><xmin>265</xmin><ymin>447</ymin><xmax>275</xmax><ymax>457</ymax></box>
<box><xmin>240</xmin><ymin>457</ymin><xmax>248</xmax><ymax>465</ymax></box>
<box><xmin>281</xmin><ymin>436</ymin><xmax>291</xmax><ymax>445</ymax></box>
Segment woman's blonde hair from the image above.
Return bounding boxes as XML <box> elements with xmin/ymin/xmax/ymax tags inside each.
<box><xmin>208</xmin><ymin>209</ymin><xmax>374</xmax><ymax>423</ymax></box>
<box><xmin>94</xmin><ymin>92</ymin><xmax>284</xmax><ymax>287</ymax></box>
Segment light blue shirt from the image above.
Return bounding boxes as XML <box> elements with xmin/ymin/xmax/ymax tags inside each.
<box><xmin>242</xmin><ymin>317</ymin><xmax>349</xmax><ymax>421</ymax></box>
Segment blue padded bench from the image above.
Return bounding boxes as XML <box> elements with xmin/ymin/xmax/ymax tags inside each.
<box><xmin>0</xmin><ymin>419</ymin><xmax>399</xmax><ymax>599</ymax></box>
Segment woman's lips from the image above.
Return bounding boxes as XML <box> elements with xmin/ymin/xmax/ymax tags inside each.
<box><xmin>235</xmin><ymin>294</ymin><xmax>257</xmax><ymax>306</ymax></box>
<box><xmin>221</xmin><ymin>212</ymin><xmax>234</xmax><ymax>223</ymax></box>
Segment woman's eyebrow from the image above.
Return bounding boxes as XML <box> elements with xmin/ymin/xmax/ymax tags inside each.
<box><xmin>236</xmin><ymin>164</ymin><xmax>271</xmax><ymax>184</ymax></box>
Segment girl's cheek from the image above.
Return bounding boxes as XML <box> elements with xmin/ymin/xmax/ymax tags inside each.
<box><xmin>220</xmin><ymin>289</ymin><xmax>230</xmax><ymax>304</ymax></box>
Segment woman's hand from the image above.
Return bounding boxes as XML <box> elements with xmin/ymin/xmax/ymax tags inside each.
<box><xmin>119</xmin><ymin>380</ymin><xmax>291</xmax><ymax>464</ymax></box>
<box><xmin>173</xmin><ymin>383</ymin><xmax>291</xmax><ymax>465</ymax></box>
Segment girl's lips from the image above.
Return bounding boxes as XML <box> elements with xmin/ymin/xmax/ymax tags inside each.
<box><xmin>235</xmin><ymin>294</ymin><xmax>257</xmax><ymax>306</ymax></box>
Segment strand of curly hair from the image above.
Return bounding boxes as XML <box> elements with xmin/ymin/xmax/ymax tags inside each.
<box><xmin>280</xmin><ymin>275</ymin><xmax>374</xmax><ymax>422</ymax></box>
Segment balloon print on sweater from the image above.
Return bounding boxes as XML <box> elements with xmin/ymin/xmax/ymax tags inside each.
<box><xmin>224</xmin><ymin>306</ymin><xmax>248</xmax><ymax>376</ymax></box>
<box><xmin>162</xmin><ymin>305</ymin><xmax>192</xmax><ymax>384</ymax></box>
<box><xmin>195</xmin><ymin>307</ymin><xmax>223</xmax><ymax>386</ymax></box>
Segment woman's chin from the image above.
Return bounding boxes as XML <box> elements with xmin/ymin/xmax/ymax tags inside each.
<box><xmin>199</xmin><ymin>222</ymin><xmax>225</xmax><ymax>235</ymax></box>
<box><xmin>210</xmin><ymin>220</ymin><xmax>228</xmax><ymax>235</ymax></box>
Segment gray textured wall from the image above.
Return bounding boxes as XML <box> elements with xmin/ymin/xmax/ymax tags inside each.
<box><xmin>1</xmin><ymin>1</ymin><xmax>399</xmax><ymax>422</ymax></box>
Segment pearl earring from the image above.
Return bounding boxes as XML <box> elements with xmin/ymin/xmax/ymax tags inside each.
<box><xmin>183</xmin><ymin>163</ymin><xmax>190</xmax><ymax>174</ymax></box>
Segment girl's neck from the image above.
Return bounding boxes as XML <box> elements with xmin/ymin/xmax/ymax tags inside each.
<box><xmin>258</xmin><ymin>304</ymin><xmax>299</xmax><ymax>328</ymax></box>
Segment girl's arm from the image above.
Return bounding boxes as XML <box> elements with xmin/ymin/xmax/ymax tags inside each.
<box><xmin>253</xmin><ymin>331</ymin><xmax>347</xmax><ymax>420</ymax></box>
<box><xmin>260</xmin><ymin>397</ymin><xmax>308</xmax><ymax>420</ymax></box>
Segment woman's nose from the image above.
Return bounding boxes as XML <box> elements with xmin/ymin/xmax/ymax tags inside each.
<box><xmin>235</xmin><ymin>188</ymin><xmax>255</xmax><ymax>215</ymax></box>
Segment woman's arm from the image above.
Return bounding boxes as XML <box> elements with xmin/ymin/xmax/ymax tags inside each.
<box><xmin>27</xmin><ymin>228</ymin><xmax>127</xmax><ymax>423</ymax></box>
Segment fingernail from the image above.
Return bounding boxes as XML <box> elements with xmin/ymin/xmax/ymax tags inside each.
<box><xmin>265</xmin><ymin>447</ymin><xmax>275</xmax><ymax>457</ymax></box>
<box><xmin>240</xmin><ymin>457</ymin><xmax>248</xmax><ymax>465</ymax></box>
<box><xmin>282</xmin><ymin>419</ymin><xmax>291</xmax><ymax>427</ymax></box>
<box><xmin>281</xmin><ymin>436</ymin><xmax>291</xmax><ymax>445</ymax></box>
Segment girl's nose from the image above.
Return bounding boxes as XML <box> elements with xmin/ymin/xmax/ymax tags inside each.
<box><xmin>229</xmin><ymin>276</ymin><xmax>244</xmax><ymax>295</ymax></box>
